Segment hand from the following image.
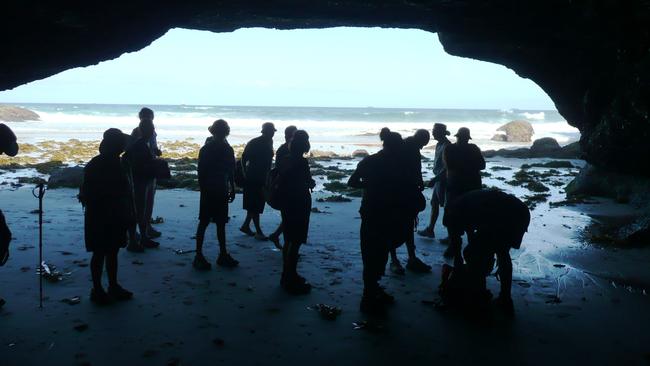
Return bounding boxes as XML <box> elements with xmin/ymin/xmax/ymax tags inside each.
<box><xmin>228</xmin><ymin>190</ymin><xmax>236</xmax><ymax>203</ymax></box>
<box><xmin>155</xmin><ymin>148</ymin><xmax>162</xmax><ymax>157</ymax></box>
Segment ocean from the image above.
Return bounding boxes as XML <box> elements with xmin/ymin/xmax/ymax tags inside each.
<box><xmin>5</xmin><ymin>103</ymin><xmax>580</xmax><ymax>154</ymax></box>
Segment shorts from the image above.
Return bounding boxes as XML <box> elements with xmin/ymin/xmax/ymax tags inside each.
<box><xmin>243</xmin><ymin>181</ymin><xmax>265</xmax><ymax>214</ymax></box>
<box><xmin>199</xmin><ymin>188</ymin><xmax>229</xmax><ymax>224</ymax></box>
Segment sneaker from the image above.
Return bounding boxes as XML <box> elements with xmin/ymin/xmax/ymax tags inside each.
<box><xmin>90</xmin><ymin>288</ymin><xmax>113</xmax><ymax>305</ymax></box>
<box><xmin>376</xmin><ymin>287</ymin><xmax>395</xmax><ymax>304</ymax></box>
<box><xmin>141</xmin><ymin>239</ymin><xmax>160</xmax><ymax>249</ymax></box>
<box><xmin>269</xmin><ymin>234</ymin><xmax>282</xmax><ymax>249</ymax></box>
<box><xmin>389</xmin><ymin>260</ymin><xmax>405</xmax><ymax>275</ymax></box>
<box><xmin>193</xmin><ymin>254</ymin><xmax>212</xmax><ymax>271</ymax></box>
<box><xmin>282</xmin><ymin>277</ymin><xmax>311</xmax><ymax>295</ymax></box>
<box><xmin>126</xmin><ymin>243</ymin><xmax>145</xmax><ymax>253</ymax></box>
<box><xmin>108</xmin><ymin>284</ymin><xmax>133</xmax><ymax>301</ymax></box>
<box><xmin>216</xmin><ymin>253</ymin><xmax>239</xmax><ymax>268</ymax></box>
<box><xmin>148</xmin><ymin>228</ymin><xmax>162</xmax><ymax>239</ymax></box>
<box><xmin>417</xmin><ymin>228</ymin><xmax>435</xmax><ymax>238</ymax></box>
<box><xmin>360</xmin><ymin>294</ymin><xmax>386</xmax><ymax>314</ymax></box>
<box><xmin>239</xmin><ymin>226</ymin><xmax>255</xmax><ymax>236</ymax></box>
<box><xmin>406</xmin><ymin>257</ymin><xmax>432</xmax><ymax>273</ymax></box>
<box><xmin>494</xmin><ymin>296</ymin><xmax>514</xmax><ymax>316</ymax></box>
<box><xmin>254</xmin><ymin>233</ymin><xmax>268</xmax><ymax>241</ymax></box>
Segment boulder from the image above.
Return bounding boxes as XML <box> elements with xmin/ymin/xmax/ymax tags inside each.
<box><xmin>491</xmin><ymin>120</ymin><xmax>534</xmax><ymax>142</ymax></box>
<box><xmin>565</xmin><ymin>163</ymin><xmax>650</xmax><ymax>205</ymax></box>
<box><xmin>529</xmin><ymin>137</ymin><xmax>561</xmax><ymax>157</ymax></box>
<box><xmin>47</xmin><ymin>166</ymin><xmax>84</xmax><ymax>189</ymax></box>
<box><xmin>0</xmin><ymin>105</ymin><xmax>40</xmax><ymax>122</ymax></box>
<box><xmin>351</xmin><ymin>149</ymin><xmax>369</xmax><ymax>158</ymax></box>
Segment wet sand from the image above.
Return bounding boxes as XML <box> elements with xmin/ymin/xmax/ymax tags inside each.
<box><xmin>1</xmin><ymin>160</ymin><xmax>650</xmax><ymax>365</ymax></box>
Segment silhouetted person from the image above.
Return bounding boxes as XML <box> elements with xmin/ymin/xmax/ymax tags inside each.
<box><xmin>193</xmin><ymin>120</ymin><xmax>238</xmax><ymax>270</ymax></box>
<box><xmin>130</xmin><ymin>107</ymin><xmax>163</xmax><ymax>240</ymax></box>
<box><xmin>348</xmin><ymin>128</ymin><xmax>409</xmax><ymax>314</ymax></box>
<box><xmin>389</xmin><ymin>129</ymin><xmax>432</xmax><ymax>274</ymax></box>
<box><xmin>418</xmin><ymin>123</ymin><xmax>451</xmax><ymax>239</ymax></box>
<box><xmin>0</xmin><ymin>123</ymin><xmax>18</xmax><ymax>308</ymax></box>
<box><xmin>276</xmin><ymin>130</ymin><xmax>315</xmax><ymax>294</ymax></box>
<box><xmin>443</xmin><ymin>127</ymin><xmax>485</xmax><ymax>259</ymax></box>
<box><xmin>124</xmin><ymin>118</ymin><xmax>160</xmax><ymax>251</ymax></box>
<box><xmin>240</xmin><ymin>122</ymin><xmax>276</xmax><ymax>241</ymax></box>
<box><xmin>442</xmin><ymin>189</ymin><xmax>530</xmax><ymax>314</ymax></box>
<box><xmin>268</xmin><ymin>125</ymin><xmax>297</xmax><ymax>250</ymax></box>
<box><xmin>80</xmin><ymin>129</ymin><xmax>134</xmax><ymax>305</ymax></box>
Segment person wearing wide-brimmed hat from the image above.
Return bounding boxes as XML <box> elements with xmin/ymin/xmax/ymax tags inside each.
<box><xmin>192</xmin><ymin>119</ymin><xmax>239</xmax><ymax>270</ymax></box>
<box><xmin>239</xmin><ymin>122</ymin><xmax>276</xmax><ymax>241</ymax></box>
<box><xmin>442</xmin><ymin>126</ymin><xmax>486</xmax><ymax>261</ymax></box>
<box><xmin>80</xmin><ymin>128</ymin><xmax>134</xmax><ymax>305</ymax></box>
<box><xmin>418</xmin><ymin>123</ymin><xmax>452</xmax><ymax>239</ymax></box>
<box><xmin>0</xmin><ymin>123</ymin><xmax>18</xmax><ymax>308</ymax></box>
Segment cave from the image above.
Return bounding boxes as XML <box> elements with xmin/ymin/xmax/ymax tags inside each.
<box><xmin>2</xmin><ymin>1</ymin><xmax>650</xmax><ymax>177</ymax></box>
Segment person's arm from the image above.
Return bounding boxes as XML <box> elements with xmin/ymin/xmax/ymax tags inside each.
<box><xmin>496</xmin><ymin>250</ymin><xmax>512</xmax><ymax>299</ymax></box>
<box><xmin>305</xmin><ymin>158</ymin><xmax>316</xmax><ymax>190</ymax></box>
<box><xmin>474</xmin><ymin>145</ymin><xmax>486</xmax><ymax>170</ymax></box>
<box><xmin>228</xmin><ymin>147</ymin><xmax>236</xmax><ymax>202</ymax></box>
<box><xmin>241</xmin><ymin>143</ymin><xmax>250</xmax><ymax>178</ymax></box>
<box><xmin>347</xmin><ymin>159</ymin><xmax>366</xmax><ymax>189</ymax></box>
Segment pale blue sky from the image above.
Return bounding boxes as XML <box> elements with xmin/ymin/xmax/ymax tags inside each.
<box><xmin>0</xmin><ymin>27</ymin><xmax>556</xmax><ymax>110</ymax></box>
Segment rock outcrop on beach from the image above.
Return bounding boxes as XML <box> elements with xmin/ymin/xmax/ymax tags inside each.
<box><xmin>483</xmin><ymin>139</ymin><xmax>580</xmax><ymax>160</ymax></box>
<box><xmin>491</xmin><ymin>120</ymin><xmax>534</xmax><ymax>142</ymax></box>
<box><xmin>0</xmin><ymin>2</ymin><xmax>649</xmax><ymax>176</ymax></box>
<box><xmin>0</xmin><ymin>105</ymin><xmax>40</xmax><ymax>122</ymax></box>
<box><xmin>47</xmin><ymin>167</ymin><xmax>84</xmax><ymax>188</ymax></box>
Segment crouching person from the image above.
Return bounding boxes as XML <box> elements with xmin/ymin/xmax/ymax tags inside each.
<box><xmin>442</xmin><ymin>188</ymin><xmax>530</xmax><ymax>314</ymax></box>
<box><xmin>80</xmin><ymin>129</ymin><xmax>134</xmax><ymax>305</ymax></box>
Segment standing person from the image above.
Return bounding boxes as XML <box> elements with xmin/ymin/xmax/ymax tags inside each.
<box><xmin>79</xmin><ymin>129</ymin><xmax>134</xmax><ymax>305</ymax></box>
<box><xmin>276</xmin><ymin>130</ymin><xmax>315</xmax><ymax>294</ymax></box>
<box><xmin>124</xmin><ymin>118</ymin><xmax>160</xmax><ymax>251</ymax></box>
<box><xmin>442</xmin><ymin>127</ymin><xmax>486</xmax><ymax>260</ymax></box>
<box><xmin>0</xmin><ymin>123</ymin><xmax>18</xmax><ymax>308</ymax></box>
<box><xmin>240</xmin><ymin>122</ymin><xmax>276</xmax><ymax>241</ymax></box>
<box><xmin>442</xmin><ymin>189</ymin><xmax>530</xmax><ymax>314</ymax></box>
<box><xmin>418</xmin><ymin>123</ymin><xmax>452</xmax><ymax>239</ymax></box>
<box><xmin>268</xmin><ymin>125</ymin><xmax>297</xmax><ymax>249</ymax></box>
<box><xmin>192</xmin><ymin>120</ymin><xmax>239</xmax><ymax>270</ymax></box>
<box><xmin>348</xmin><ymin>128</ymin><xmax>408</xmax><ymax>314</ymax></box>
<box><xmin>388</xmin><ymin>129</ymin><xmax>432</xmax><ymax>274</ymax></box>
<box><xmin>131</xmin><ymin>107</ymin><xmax>163</xmax><ymax>240</ymax></box>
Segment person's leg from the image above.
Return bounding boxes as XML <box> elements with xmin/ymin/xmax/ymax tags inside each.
<box><xmin>90</xmin><ymin>251</ymin><xmax>106</xmax><ymax>291</ymax></box>
<box><xmin>90</xmin><ymin>250</ymin><xmax>112</xmax><ymax>304</ymax></box>
<box><xmin>193</xmin><ymin>219</ymin><xmax>212</xmax><ymax>270</ymax></box>
<box><xmin>195</xmin><ymin>220</ymin><xmax>209</xmax><ymax>256</ymax></box>
<box><xmin>405</xmin><ymin>228</ymin><xmax>432</xmax><ymax>273</ymax></box>
<box><xmin>496</xmin><ymin>250</ymin><xmax>512</xmax><ymax>300</ymax></box>
<box><xmin>389</xmin><ymin>247</ymin><xmax>405</xmax><ymax>274</ymax></box>
<box><xmin>269</xmin><ymin>222</ymin><xmax>283</xmax><ymax>249</ymax></box>
<box><xmin>216</xmin><ymin>222</ymin><xmax>239</xmax><ymax>267</ymax></box>
<box><xmin>252</xmin><ymin>214</ymin><xmax>267</xmax><ymax>240</ymax></box>
<box><xmin>106</xmin><ymin>247</ymin><xmax>133</xmax><ymax>300</ymax></box>
<box><xmin>146</xmin><ymin>179</ymin><xmax>158</xmax><ymax>235</ymax></box>
<box><xmin>105</xmin><ymin>248</ymin><xmax>118</xmax><ymax>288</ymax></box>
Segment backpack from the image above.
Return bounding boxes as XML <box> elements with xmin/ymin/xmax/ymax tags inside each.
<box><xmin>264</xmin><ymin>167</ymin><xmax>282</xmax><ymax>210</ymax></box>
<box><xmin>234</xmin><ymin>159</ymin><xmax>245</xmax><ymax>188</ymax></box>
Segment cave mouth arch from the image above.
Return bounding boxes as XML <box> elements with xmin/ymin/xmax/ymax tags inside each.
<box><xmin>0</xmin><ymin>27</ymin><xmax>578</xmax><ymax>156</ymax></box>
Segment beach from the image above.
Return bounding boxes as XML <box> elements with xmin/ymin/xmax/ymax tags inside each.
<box><xmin>1</xmin><ymin>155</ymin><xmax>650</xmax><ymax>365</ymax></box>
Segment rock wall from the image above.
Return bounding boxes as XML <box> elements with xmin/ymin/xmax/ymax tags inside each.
<box><xmin>1</xmin><ymin>1</ymin><xmax>649</xmax><ymax>175</ymax></box>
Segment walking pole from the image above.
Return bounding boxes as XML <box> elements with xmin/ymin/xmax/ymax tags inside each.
<box><xmin>33</xmin><ymin>183</ymin><xmax>46</xmax><ymax>309</ymax></box>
